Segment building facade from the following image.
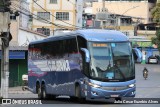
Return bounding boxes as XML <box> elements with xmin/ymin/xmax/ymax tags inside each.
<box><xmin>30</xmin><ymin>0</ymin><xmax>83</xmax><ymax>36</ymax></box>
<box><xmin>93</xmin><ymin>0</ymin><xmax>156</xmax><ymax>24</ymax></box>
<box><xmin>0</xmin><ymin>0</ymin><xmax>47</xmax><ymax>87</ymax></box>
<box><xmin>84</xmin><ymin>0</ymin><xmax>157</xmax><ymax>36</ymax></box>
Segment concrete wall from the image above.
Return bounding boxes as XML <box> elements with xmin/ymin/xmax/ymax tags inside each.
<box><xmin>18</xmin><ymin>28</ymin><xmax>46</xmax><ymax>46</ymax></box>
<box><xmin>10</xmin><ymin>21</ymin><xmax>19</xmax><ymax>46</ymax></box>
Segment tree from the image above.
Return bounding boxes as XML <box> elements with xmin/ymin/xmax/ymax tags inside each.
<box><xmin>151</xmin><ymin>2</ymin><xmax>160</xmax><ymax>51</ymax></box>
<box><xmin>151</xmin><ymin>30</ymin><xmax>160</xmax><ymax>51</ymax></box>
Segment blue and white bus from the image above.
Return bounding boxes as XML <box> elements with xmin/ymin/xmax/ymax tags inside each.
<box><xmin>28</xmin><ymin>29</ymin><xmax>136</xmax><ymax>101</ymax></box>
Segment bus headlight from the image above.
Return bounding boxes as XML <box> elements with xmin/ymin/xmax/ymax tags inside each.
<box><xmin>128</xmin><ymin>84</ymin><xmax>135</xmax><ymax>88</ymax></box>
<box><xmin>88</xmin><ymin>82</ymin><xmax>101</xmax><ymax>88</ymax></box>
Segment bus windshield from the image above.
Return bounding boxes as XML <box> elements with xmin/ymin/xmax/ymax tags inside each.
<box><xmin>88</xmin><ymin>42</ymin><xmax>134</xmax><ymax>82</ymax></box>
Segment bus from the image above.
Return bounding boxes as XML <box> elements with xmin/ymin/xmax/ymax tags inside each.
<box><xmin>28</xmin><ymin>29</ymin><xmax>135</xmax><ymax>101</ymax></box>
<box><xmin>132</xmin><ymin>48</ymin><xmax>142</xmax><ymax>63</ymax></box>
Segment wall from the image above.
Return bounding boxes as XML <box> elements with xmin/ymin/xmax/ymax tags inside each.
<box><xmin>18</xmin><ymin>28</ymin><xmax>46</xmax><ymax>46</ymax></box>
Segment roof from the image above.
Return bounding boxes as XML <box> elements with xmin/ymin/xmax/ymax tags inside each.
<box><xmin>30</xmin><ymin>29</ymin><xmax>129</xmax><ymax>45</ymax></box>
<box><xmin>76</xmin><ymin>29</ymin><xmax>129</xmax><ymax>42</ymax></box>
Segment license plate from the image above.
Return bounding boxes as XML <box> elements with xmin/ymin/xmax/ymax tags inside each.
<box><xmin>111</xmin><ymin>95</ymin><xmax>119</xmax><ymax>97</ymax></box>
<box><xmin>150</xmin><ymin>59</ymin><xmax>157</xmax><ymax>63</ymax></box>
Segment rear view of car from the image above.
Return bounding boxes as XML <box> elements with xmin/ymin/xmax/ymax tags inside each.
<box><xmin>148</xmin><ymin>56</ymin><xmax>158</xmax><ymax>64</ymax></box>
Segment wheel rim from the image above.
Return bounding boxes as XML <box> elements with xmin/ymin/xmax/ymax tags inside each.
<box><xmin>76</xmin><ymin>86</ymin><xmax>80</xmax><ymax>98</ymax></box>
<box><xmin>42</xmin><ymin>88</ymin><xmax>46</xmax><ymax>99</ymax></box>
<box><xmin>38</xmin><ymin>88</ymin><xmax>41</xmax><ymax>98</ymax></box>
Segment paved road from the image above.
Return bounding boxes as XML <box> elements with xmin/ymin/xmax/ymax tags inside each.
<box><xmin>1</xmin><ymin>64</ymin><xmax>160</xmax><ymax>107</ymax></box>
<box><xmin>135</xmin><ymin>64</ymin><xmax>160</xmax><ymax>98</ymax></box>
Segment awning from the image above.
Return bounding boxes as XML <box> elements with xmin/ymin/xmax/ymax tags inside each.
<box><xmin>0</xmin><ymin>51</ymin><xmax>26</xmax><ymax>59</ymax></box>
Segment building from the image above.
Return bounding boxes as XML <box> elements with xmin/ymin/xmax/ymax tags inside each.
<box><xmin>82</xmin><ymin>0</ymin><xmax>157</xmax><ymax>38</ymax></box>
<box><xmin>30</xmin><ymin>0</ymin><xmax>83</xmax><ymax>36</ymax></box>
<box><xmin>0</xmin><ymin>0</ymin><xmax>47</xmax><ymax>87</ymax></box>
<box><xmin>19</xmin><ymin>0</ymin><xmax>31</xmax><ymax>29</ymax></box>
<box><xmin>94</xmin><ymin>0</ymin><xmax>157</xmax><ymax>24</ymax></box>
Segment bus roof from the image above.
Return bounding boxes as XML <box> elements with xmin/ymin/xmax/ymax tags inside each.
<box><xmin>29</xmin><ymin>29</ymin><xmax>129</xmax><ymax>45</ymax></box>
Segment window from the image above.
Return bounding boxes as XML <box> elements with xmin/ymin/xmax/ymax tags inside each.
<box><xmin>41</xmin><ymin>37</ymin><xmax>78</xmax><ymax>57</ymax></box>
<box><xmin>10</xmin><ymin>14</ymin><xmax>16</xmax><ymax>20</ymax></box>
<box><xmin>50</xmin><ymin>0</ymin><xmax>57</xmax><ymax>4</ymax></box>
<box><xmin>37</xmin><ymin>12</ymin><xmax>50</xmax><ymax>20</ymax></box>
<box><xmin>37</xmin><ymin>28</ymin><xmax>50</xmax><ymax>36</ymax></box>
<box><xmin>56</xmin><ymin>12</ymin><xmax>69</xmax><ymax>20</ymax></box>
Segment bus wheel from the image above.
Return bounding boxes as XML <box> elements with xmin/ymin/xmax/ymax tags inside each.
<box><xmin>115</xmin><ymin>97</ymin><xmax>122</xmax><ymax>101</ymax></box>
<box><xmin>41</xmin><ymin>85</ymin><xmax>48</xmax><ymax>100</ymax></box>
<box><xmin>75</xmin><ymin>85</ymin><xmax>85</xmax><ymax>103</ymax></box>
<box><xmin>70</xmin><ymin>96</ymin><xmax>76</xmax><ymax>101</ymax></box>
<box><xmin>38</xmin><ymin>87</ymin><xmax>43</xmax><ymax>99</ymax></box>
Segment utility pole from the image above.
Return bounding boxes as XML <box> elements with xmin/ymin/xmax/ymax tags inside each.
<box><xmin>0</xmin><ymin>0</ymin><xmax>12</xmax><ymax>98</ymax></box>
<box><xmin>101</xmin><ymin>0</ymin><xmax>104</xmax><ymax>29</ymax></box>
<box><xmin>67</xmin><ymin>0</ymin><xmax>83</xmax><ymax>29</ymax></box>
<box><xmin>101</xmin><ymin>0</ymin><xmax>106</xmax><ymax>29</ymax></box>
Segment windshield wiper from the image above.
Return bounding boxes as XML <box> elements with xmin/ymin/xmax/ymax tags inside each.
<box><xmin>113</xmin><ymin>64</ymin><xmax>126</xmax><ymax>81</ymax></box>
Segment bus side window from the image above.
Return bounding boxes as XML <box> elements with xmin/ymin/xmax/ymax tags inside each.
<box><xmin>77</xmin><ymin>36</ymin><xmax>87</xmax><ymax>50</ymax></box>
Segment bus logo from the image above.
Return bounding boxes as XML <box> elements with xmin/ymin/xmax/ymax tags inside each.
<box><xmin>113</xmin><ymin>87</ymin><xmax>117</xmax><ymax>91</ymax></box>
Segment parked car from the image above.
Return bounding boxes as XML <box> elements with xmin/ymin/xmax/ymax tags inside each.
<box><xmin>147</xmin><ymin>56</ymin><xmax>158</xmax><ymax>64</ymax></box>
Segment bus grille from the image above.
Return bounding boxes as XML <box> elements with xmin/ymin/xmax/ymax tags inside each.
<box><xmin>100</xmin><ymin>86</ymin><xmax>128</xmax><ymax>91</ymax></box>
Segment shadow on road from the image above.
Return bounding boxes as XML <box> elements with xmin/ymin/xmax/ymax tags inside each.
<box><xmin>41</xmin><ymin>97</ymin><xmax>116</xmax><ymax>104</ymax></box>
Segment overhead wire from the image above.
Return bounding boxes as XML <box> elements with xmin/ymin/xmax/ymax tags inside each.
<box><xmin>32</xmin><ymin>0</ymin><xmax>83</xmax><ymax>29</ymax></box>
<box><xmin>10</xmin><ymin>3</ymin><xmax>75</xmax><ymax>29</ymax></box>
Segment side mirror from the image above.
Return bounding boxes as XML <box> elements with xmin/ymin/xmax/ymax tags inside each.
<box><xmin>81</xmin><ymin>48</ymin><xmax>90</xmax><ymax>63</ymax></box>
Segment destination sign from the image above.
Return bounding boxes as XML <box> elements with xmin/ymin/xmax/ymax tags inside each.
<box><xmin>92</xmin><ymin>43</ymin><xmax>107</xmax><ymax>47</ymax></box>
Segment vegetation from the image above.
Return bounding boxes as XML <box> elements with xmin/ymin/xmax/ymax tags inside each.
<box><xmin>151</xmin><ymin>2</ymin><xmax>160</xmax><ymax>51</ymax></box>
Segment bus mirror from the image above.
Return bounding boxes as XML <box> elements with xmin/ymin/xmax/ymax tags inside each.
<box><xmin>81</xmin><ymin>48</ymin><xmax>90</xmax><ymax>63</ymax></box>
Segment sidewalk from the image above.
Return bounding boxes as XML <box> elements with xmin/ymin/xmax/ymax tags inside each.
<box><xmin>0</xmin><ymin>86</ymin><xmax>32</xmax><ymax>94</ymax></box>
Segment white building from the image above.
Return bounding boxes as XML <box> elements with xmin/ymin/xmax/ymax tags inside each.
<box><xmin>9</xmin><ymin>0</ymin><xmax>46</xmax><ymax>46</ymax></box>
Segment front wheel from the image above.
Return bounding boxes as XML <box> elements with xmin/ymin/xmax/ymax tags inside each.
<box><xmin>115</xmin><ymin>97</ymin><xmax>122</xmax><ymax>101</ymax></box>
<box><xmin>75</xmin><ymin>85</ymin><xmax>85</xmax><ymax>103</ymax></box>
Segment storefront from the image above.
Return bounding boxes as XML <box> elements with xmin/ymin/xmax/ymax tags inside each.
<box><xmin>0</xmin><ymin>48</ymin><xmax>28</xmax><ymax>87</ymax></box>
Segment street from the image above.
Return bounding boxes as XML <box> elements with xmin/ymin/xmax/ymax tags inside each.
<box><xmin>1</xmin><ymin>64</ymin><xmax>160</xmax><ymax>107</ymax></box>
<box><xmin>135</xmin><ymin>64</ymin><xmax>160</xmax><ymax>98</ymax></box>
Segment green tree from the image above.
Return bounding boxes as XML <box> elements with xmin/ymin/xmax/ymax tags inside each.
<box><xmin>152</xmin><ymin>2</ymin><xmax>160</xmax><ymax>24</ymax></box>
<box><xmin>151</xmin><ymin>2</ymin><xmax>160</xmax><ymax>51</ymax></box>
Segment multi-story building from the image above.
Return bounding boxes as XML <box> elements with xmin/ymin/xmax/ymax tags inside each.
<box><xmin>90</xmin><ymin>0</ymin><xmax>157</xmax><ymax>37</ymax></box>
<box><xmin>93</xmin><ymin>0</ymin><xmax>156</xmax><ymax>24</ymax></box>
<box><xmin>30</xmin><ymin>0</ymin><xmax>83</xmax><ymax>36</ymax></box>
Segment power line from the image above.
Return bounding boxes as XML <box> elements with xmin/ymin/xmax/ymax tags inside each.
<box><xmin>10</xmin><ymin>3</ymin><xmax>75</xmax><ymax>29</ymax></box>
<box><xmin>11</xmin><ymin>7</ymin><xmax>71</xmax><ymax>31</ymax></box>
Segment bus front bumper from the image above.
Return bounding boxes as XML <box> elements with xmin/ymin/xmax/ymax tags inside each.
<box><xmin>86</xmin><ymin>86</ymin><xmax>136</xmax><ymax>99</ymax></box>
